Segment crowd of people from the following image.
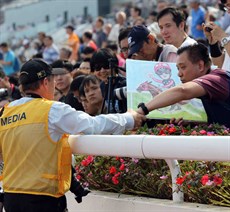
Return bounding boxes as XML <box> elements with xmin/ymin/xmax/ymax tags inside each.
<box><xmin>0</xmin><ymin>0</ymin><xmax>230</xmax><ymax>211</ymax></box>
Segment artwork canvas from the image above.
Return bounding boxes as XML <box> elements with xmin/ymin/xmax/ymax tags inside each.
<box><xmin>126</xmin><ymin>59</ymin><xmax>207</xmax><ymax>122</ymax></box>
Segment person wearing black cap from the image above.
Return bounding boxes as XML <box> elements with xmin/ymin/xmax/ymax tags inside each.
<box><xmin>0</xmin><ymin>58</ymin><xmax>145</xmax><ymax>211</ymax></box>
<box><xmin>127</xmin><ymin>25</ymin><xmax>177</xmax><ymax>62</ymax></box>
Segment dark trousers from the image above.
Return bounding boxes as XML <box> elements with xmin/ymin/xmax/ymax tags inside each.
<box><xmin>4</xmin><ymin>193</ymin><xmax>68</xmax><ymax>212</ymax></box>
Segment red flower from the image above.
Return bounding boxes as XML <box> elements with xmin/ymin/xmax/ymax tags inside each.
<box><xmin>181</xmin><ymin>128</ymin><xmax>188</xmax><ymax>133</ymax></box>
<box><xmin>168</xmin><ymin>127</ymin><xmax>176</xmax><ymax>134</ymax></box>
<box><xmin>176</xmin><ymin>176</ymin><xmax>186</xmax><ymax>185</ymax></box>
<box><xmin>115</xmin><ymin>172</ymin><xmax>121</xmax><ymax>178</ymax></box>
<box><xmin>109</xmin><ymin>166</ymin><xmax>117</xmax><ymax>175</ymax></box>
<box><xmin>191</xmin><ymin>130</ymin><xmax>197</xmax><ymax>135</ymax></box>
<box><xmin>119</xmin><ymin>163</ymin><xmax>125</xmax><ymax>171</ymax></box>
<box><xmin>201</xmin><ymin>174</ymin><xmax>209</xmax><ymax>185</ymax></box>
<box><xmin>81</xmin><ymin>160</ymin><xmax>89</xmax><ymax>166</ymax></box>
<box><xmin>159</xmin><ymin>129</ymin><xmax>165</xmax><ymax>135</ymax></box>
<box><xmin>81</xmin><ymin>155</ymin><xmax>94</xmax><ymax>166</ymax></box>
<box><xmin>213</xmin><ymin>176</ymin><xmax>223</xmax><ymax>185</ymax></box>
<box><xmin>76</xmin><ymin>174</ymin><xmax>81</xmax><ymax>180</ymax></box>
<box><xmin>112</xmin><ymin>176</ymin><xmax>119</xmax><ymax>184</ymax></box>
<box><xmin>199</xmin><ymin>130</ymin><xmax>207</xmax><ymax>135</ymax></box>
<box><xmin>185</xmin><ymin>171</ymin><xmax>191</xmax><ymax>176</ymax></box>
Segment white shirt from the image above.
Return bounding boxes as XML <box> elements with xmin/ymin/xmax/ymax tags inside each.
<box><xmin>9</xmin><ymin>98</ymin><xmax>134</xmax><ymax>141</ymax></box>
<box><xmin>222</xmin><ymin>51</ymin><xmax>230</xmax><ymax>71</ymax></box>
<box><xmin>180</xmin><ymin>36</ymin><xmax>197</xmax><ymax>48</ymax></box>
<box><xmin>108</xmin><ymin>24</ymin><xmax>121</xmax><ymax>42</ymax></box>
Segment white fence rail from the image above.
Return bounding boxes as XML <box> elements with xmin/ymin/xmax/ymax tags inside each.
<box><xmin>68</xmin><ymin>135</ymin><xmax>230</xmax><ymax>203</ymax></box>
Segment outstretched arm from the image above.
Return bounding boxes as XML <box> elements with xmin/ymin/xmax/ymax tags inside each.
<box><xmin>137</xmin><ymin>82</ymin><xmax>206</xmax><ymax>114</ymax></box>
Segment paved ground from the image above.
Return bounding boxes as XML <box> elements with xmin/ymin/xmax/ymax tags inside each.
<box><xmin>66</xmin><ymin>191</ymin><xmax>79</xmax><ymax>212</ymax></box>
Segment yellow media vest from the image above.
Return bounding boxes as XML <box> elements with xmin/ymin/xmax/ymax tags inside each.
<box><xmin>0</xmin><ymin>98</ymin><xmax>72</xmax><ymax>197</ymax></box>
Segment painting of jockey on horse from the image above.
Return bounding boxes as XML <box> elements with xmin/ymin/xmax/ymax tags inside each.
<box><xmin>126</xmin><ymin>60</ymin><xmax>207</xmax><ymax>122</ymax></box>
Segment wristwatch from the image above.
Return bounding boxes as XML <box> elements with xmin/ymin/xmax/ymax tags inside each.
<box><xmin>137</xmin><ymin>102</ymin><xmax>149</xmax><ymax>115</ymax></box>
<box><xmin>220</xmin><ymin>36</ymin><xmax>230</xmax><ymax>47</ymax></box>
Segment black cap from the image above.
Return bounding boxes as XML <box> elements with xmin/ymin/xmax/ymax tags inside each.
<box><xmin>128</xmin><ymin>25</ymin><xmax>150</xmax><ymax>57</ymax></box>
<box><xmin>19</xmin><ymin>59</ymin><xmax>53</xmax><ymax>85</ymax></box>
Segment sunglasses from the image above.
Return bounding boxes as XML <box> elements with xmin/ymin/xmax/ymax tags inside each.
<box><xmin>94</xmin><ymin>64</ymin><xmax>110</xmax><ymax>71</ymax></box>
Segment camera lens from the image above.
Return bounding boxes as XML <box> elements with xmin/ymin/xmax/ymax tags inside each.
<box><xmin>114</xmin><ymin>87</ymin><xmax>127</xmax><ymax>100</ymax></box>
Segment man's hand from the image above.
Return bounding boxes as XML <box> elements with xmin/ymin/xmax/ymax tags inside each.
<box><xmin>0</xmin><ymin>77</ymin><xmax>11</xmax><ymax>89</ymax></box>
<box><xmin>203</xmin><ymin>22</ymin><xmax>227</xmax><ymax>43</ymax></box>
<box><xmin>202</xmin><ymin>23</ymin><xmax>217</xmax><ymax>44</ymax></box>
<box><xmin>129</xmin><ymin>110</ymin><xmax>146</xmax><ymax>129</ymax></box>
<box><xmin>170</xmin><ymin>117</ymin><xmax>184</xmax><ymax>126</ymax></box>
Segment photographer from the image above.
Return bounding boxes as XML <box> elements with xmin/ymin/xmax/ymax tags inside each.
<box><xmin>202</xmin><ymin>0</ymin><xmax>230</xmax><ymax>70</ymax></box>
<box><xmin>90</xmin><ymin>48</ymin><xmax>127</xmax><ymax>113</ymax></box>
<box><xmin>0</xmin><ymin>58</ymin><xmax>145</xmax><ymax>211</ymax></box>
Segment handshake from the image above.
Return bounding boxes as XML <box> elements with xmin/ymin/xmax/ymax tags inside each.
<box><xmin>129</xmin><ymin>102</ymin><xmax>150</xmax><ymax>129</ymax></box>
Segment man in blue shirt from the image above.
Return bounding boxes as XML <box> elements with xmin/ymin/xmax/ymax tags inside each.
<box><xmin>0</xmin><ymin>43</ymin><xmax>16</xmax><ymax>76</ymax></box>
<box><xmin>189</xmin><ymin>0</ymin><xmax>206</xmax><ymax>39</ymax></box>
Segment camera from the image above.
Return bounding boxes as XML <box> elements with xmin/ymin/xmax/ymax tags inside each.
<box><xmin>0</xmin><ymin>88</ymin><xmax>8</xmax><ymax>100</ymax></box>
<box><xmin>114</xmin><ymin>87</ymin><xmax>127</xmax><ymax>100</ymax></box>
<box><xmin>205</xmin><ymin>27</ymin><xmax>212</xmax><ymax>32</ymax></box>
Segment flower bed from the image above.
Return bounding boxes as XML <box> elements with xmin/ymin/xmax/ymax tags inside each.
<box><xmin>74</xmin><ymin>124</ymin><xmax>230</xmax><ymax>207</ymax></box>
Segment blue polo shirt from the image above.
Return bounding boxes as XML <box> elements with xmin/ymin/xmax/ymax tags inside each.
<box><xmin>3</xmin><ymin>50</ymin><xmax>15</xmax><ymax>76</ymax></box>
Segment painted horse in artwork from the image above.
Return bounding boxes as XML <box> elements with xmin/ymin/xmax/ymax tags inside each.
<box><xmin>136</xmin><ymin>81</ymin><xmax>162</xmax><ymax>98</ymax></box>
<box><xmin>136</xmin><ymin>81</ymin><xmax>186</xmax><ymax>112</ymax></box>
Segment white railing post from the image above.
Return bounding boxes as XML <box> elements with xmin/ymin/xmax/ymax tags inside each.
<box><xmin>165</xmin><ymin>159</ymin><xmax>184</xmax><ymax>203</ymax></box>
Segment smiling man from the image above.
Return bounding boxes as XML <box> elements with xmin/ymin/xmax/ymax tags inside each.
<box><xmin>136</xmin><ymin>43</ymin><xmax>230</xmax><ymax>127</ymax></box>
<box><xmin>157</xmin><ymin>7</ymin><xmax>197</xmax><ymax>48</ymax></box>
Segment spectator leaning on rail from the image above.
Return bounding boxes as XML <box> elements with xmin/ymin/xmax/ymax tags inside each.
<box><xmin>0</xmin><ymin>58</ymin><xmax>145</xmax><ymax>212</ymax></box>
<box><xmin>136</xmin><ymin>43</ymin><xmax>230</xmax><ymax>128</ymax></box>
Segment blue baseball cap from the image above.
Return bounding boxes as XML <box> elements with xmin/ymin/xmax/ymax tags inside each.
<box><xmin>128</xmin><ymin>25</ymin><xmax>150</xmax><ymax>57</ymax></box>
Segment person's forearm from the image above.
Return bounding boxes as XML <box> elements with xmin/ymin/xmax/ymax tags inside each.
<box><xmin>0</xmin><ymin>60</ymin><xmax>12</xmax><ymax>65</ymax></box>
<box><xmin>145</xmin><ymin>86</ymin><xmax>187</xmax><ymax>112</ymax></box>
<box><xmin>212</xmin><ymin>54</ymin><xmax>225</xmax><ymax>68</ymax></box>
